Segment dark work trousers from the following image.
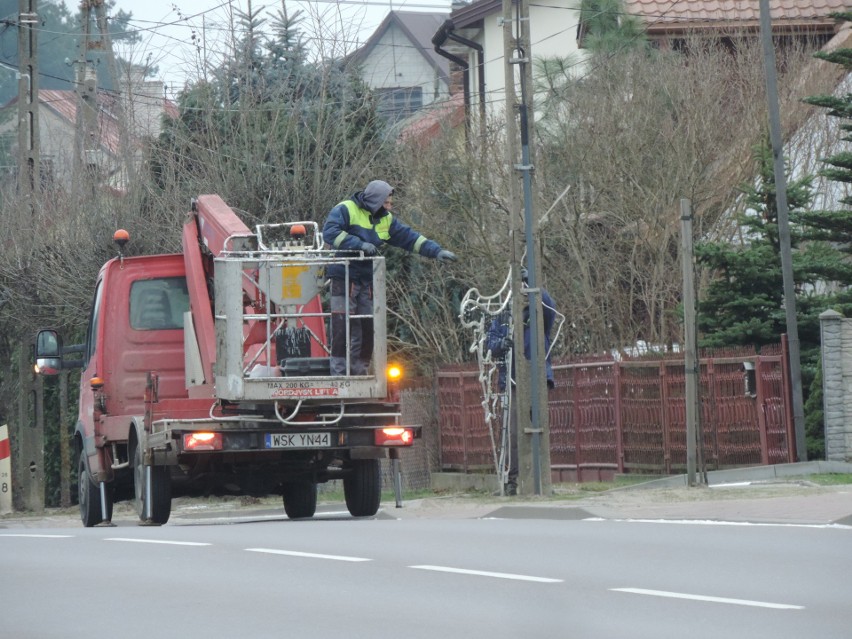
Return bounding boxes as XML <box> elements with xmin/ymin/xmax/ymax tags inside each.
<box><xmin>330</xmin><ymin>278</ymin><xmax>373</xmax><ymax>375</ymax></box>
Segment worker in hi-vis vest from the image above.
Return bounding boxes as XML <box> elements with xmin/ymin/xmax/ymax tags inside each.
<box><xmin>322</xmin><ymin>179</ymin><xmax>457</xmax><ymax>376</ymax></box>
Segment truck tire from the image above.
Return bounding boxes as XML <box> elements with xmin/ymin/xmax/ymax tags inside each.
<box><xmin>132</xmin><ymin>442</ymin><xmax>172</xmax><ymax>525</ymax></box>
<box><xmin>344</xmin><ymin>459</ymin><xmax>381</xmax><ymax>517</ymax></box>
<box><xmin>78</xmin><ymin>451</ymin><xmax>112</xmax><ymax>527</ymax></box>
<box><xmin>282</xmin><ymin>481</ymin><xmax>317</xmax><ymax>519</ymax></box>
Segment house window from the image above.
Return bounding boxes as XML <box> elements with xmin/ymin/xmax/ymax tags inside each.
<box><xmin>376</xmin><ymin>87</ymin><xmax>423</xmax><ymax>123</ymax></box>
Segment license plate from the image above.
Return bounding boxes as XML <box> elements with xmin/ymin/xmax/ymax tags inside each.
<box><xmin>265</xmin><ymin>432</ymin><xmax>331</xmax><ymax>449</ymax></box>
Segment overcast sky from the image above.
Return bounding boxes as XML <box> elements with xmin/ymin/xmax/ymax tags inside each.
<box><xmin>110</xmin><ymin>0</ymin><xmax>451</xmax><ymax>95</ymax></box>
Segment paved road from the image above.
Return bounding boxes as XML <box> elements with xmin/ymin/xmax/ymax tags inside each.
<box><xmin>1</xmin><ymin>481</ymin><xmax>850</xmax><ymax>639</ymax></box>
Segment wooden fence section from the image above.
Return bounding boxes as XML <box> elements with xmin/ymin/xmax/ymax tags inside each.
<box><xmin>437</xmin><ymin>343</ymin><xmax>795</xmax><ymax>481</ymax></box>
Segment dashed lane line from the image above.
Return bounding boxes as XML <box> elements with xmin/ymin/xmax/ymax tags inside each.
<box><xmin>245</xmin><ymin>548</ymin><xmax>371</xmax><ymax>562</ymax></box>
<box><xmin>409</xmin><ymin>565</ymin><xmax>563</xmax><ymax>583</ymax></box>
<box><xmin>0</xmin><ymin>533</ymin><xmax>74</xmax><ymax>538</ymax></box>
<box><xmin>104</xmin><ymin>538</ymin><xmax>211</xmax><ymax>546</ymax></box>
<box><xmin>611</xmin><ymin>587</ymin><xmax>804</xmax><ymax>610</ymax></box>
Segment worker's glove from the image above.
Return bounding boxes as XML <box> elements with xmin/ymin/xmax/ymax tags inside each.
<box><xmin>361</xmin><ymin>242</ymin><xmax>378</xmax><ymax>256</ymax></box>
<box><xmin>501</xmin><ymin>337</ymin><xmax>513</xmax><ymax>352</ymax></box>
<box><xmin>437</xmin><ymin>249</ymin><xmax>457</xmax><ymax>263</ymax></box>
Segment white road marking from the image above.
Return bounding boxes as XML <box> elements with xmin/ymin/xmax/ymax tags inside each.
<box><xmin>584</xmin><ymin>517</ymin><xmax>851</xmax><ymax>529</ymax></box>
<box><xmin>410</xmin><ymin>565</ymin><xmax>562</xmax><ymax>583</ymax></box>
<box><xmin>104</xmin><ymin>538</ymin><xmax>211</xmax><ymax>546</ymax></box>
<box><xmin>245</xmin><ymin>548</ymin><xmax>371</xmax><ymax>562</ymax></box>
<box><xmin>611</xmin><ymin>587</ymin><xmax>804</xmax><ymax>610</ymax></box>
<box><xmin>0</xmin><ymin>534</ymin><xmax>74</xmax><ymax>538</ymax></box>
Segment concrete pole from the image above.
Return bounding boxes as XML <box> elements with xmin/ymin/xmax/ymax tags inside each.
<box><xmin>501</xmin><ymin>0</ymin><xmax>528</xmax><ymax>495</ymax></box>
<box><xmin>59</xmin><ymin>371</ymin><xmax>71</xmax><ymax>507</ymax></box>
<box><xmin>759</xmin><ymin>0</ymin><xmax>807</xmax><ymax>460</ymax></box>
<box><xmin>17</xmin><ymin>0</ymin><xmax>39</xmax><ymax>202</ymax></box>
<box><xmin>501</xmin><ymin>0</ymin><xmax>550</xmax><ymax>496</ymax></box>
<box><xmin>680</xmin><ymin>200</ymin><xmax>706</xmax><ymax>486</ymax></box>
<box><xmin>15</xmin><ymin>341</ymin><xmax>44</xmax><ymax>512</ymax></box>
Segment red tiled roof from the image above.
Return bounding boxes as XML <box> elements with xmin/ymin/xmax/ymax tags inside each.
<box><xmin>39</xmin><ymin>89</ymin><xmax>122</xmax><ymax>156</ymax></box>
<box><xmin>398</xmin><ymin>92</ymin><xmax>465</xmax><ymax>145</ymax></box>
<box><xmin>31</xmin><ymin>89</ymin><xmax>178</xmax><ymax>156</ymax></box>
<box><xmin>625</xmin><ymin>0</ymin><xmax>851</xmax><ymax>28</ymax></box>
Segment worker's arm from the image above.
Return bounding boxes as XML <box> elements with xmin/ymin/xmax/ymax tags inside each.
<box><xmin>386</xmin><ymin>216</ymin><xmax>442</xmax><ymax>257</ymax></box>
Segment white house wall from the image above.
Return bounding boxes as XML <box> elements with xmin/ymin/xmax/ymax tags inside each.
<box><xmin>361</xmin><ymin>24</ymin><xmax>447</xmax><ymax>106</ymax></box>
<box><xmin>470</xmin><ymin>0</ymin><xmax>584</xmax><ymax>118</ymax></box>
<box><xmin>38</xmin><ymin>108</ymin><xmax>78</xmax><ymax>188</ymax></box>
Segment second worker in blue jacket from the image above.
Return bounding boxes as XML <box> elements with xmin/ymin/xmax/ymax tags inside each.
<box><xmin>322</xmin><ymin>179</ymin><xmax>457</xmax><ymax>376</ymax></box>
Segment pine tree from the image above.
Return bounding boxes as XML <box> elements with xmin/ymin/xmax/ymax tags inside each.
<box><xmin>796</xmin><ymin>11</ymin><xmax>852</xmax><ymax>457</ymax></box>
<box><xmin>579</xmin><ymin>0</ymin><xmax>649</xmax><ymax>55</ymax></box>
<box><xmin>0</xmin><ymin>0</ymin><xmax>138</xmax><ymax>102</ymax></box>
<box><xmin>150</xmin><ymin>3</ymin><xmax>387</xmax><ymax>219</ymax></box>
<box><xmin>696</xmin><ymin>143</ymin><xmax>814</xmax><ymax>347</ymax></box>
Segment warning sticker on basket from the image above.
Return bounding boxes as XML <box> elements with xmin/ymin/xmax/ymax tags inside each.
<box><xmin>271</xmin><ymin>386</ymin><xmax>340</xmax><ymax>398</ymax></box>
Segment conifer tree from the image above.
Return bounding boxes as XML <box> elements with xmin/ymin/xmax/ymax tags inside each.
<box><xmin>797</xmin><ymin>11</ymin><xmax>852</xmax><ymax>457</ymax></box>
<box><xmin>696</xmin><ymin>138</ymin><xmax>852</xmax><ymax>458</ymax></box>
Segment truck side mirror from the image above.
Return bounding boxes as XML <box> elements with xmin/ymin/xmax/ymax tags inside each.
<box><xmin>35</xmin><ymin>329</ymin><xmax>62</xmax><ymax>376</ymax></box>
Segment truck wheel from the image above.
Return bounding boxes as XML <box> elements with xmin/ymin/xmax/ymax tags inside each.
<box><xmin>344</xmin><ymin>459</ymin><xmax>381</xmax><ymax>517</ymax></box>
<box><xmin>282</xmin><ymin>481</ymin><xmax>317</xmax><ymax>519</ymax></box>
<box><xmin>132</xmin><ymin>442</ymin><xmax>172</xmax><ymax>525</ymax></box>
<box><xmin>78</xmin><ymin>451</ymin><xmax>112</xmax><ymax>527</ymax></box>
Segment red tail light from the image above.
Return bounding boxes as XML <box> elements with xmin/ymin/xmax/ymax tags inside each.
<box><xmin>374</xmin><ymin>427</ymin><xmax>414</xmax><ymax>446</ymax></box>
<box><xmin>183</xmin><ymin>432</ymin><xmax>223</xmax><ymax>451</ymax></box>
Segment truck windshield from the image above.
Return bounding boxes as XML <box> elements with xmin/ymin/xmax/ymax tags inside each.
<box><xmin>130</xmin><ymin>277</ymin><xmax>189</xmax><ymax>331</ymax></box>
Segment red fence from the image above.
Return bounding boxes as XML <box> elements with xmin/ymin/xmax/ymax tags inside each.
<box><xmin>437</xmin><ymin>343</ymin><xmax>795</xmax><ymax>480</ymax></box>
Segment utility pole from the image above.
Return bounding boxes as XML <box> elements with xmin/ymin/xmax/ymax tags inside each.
<box><xmin>12</xmin><ymin>0</ymin><xmax>44</xmax><ymax>514</ymax></box>
<box><xmin>74</xmin><ymin>59</ymin><xmax>99</xmax><ymax>191</ymax></box>
<box><xmin>17</xmin><ymin>0</ymin><xmax>39</xmax><ymax>203</ymax></box>
<box><xmin>16</xmin><ymin>341</ymin><xmax>43</xmax><ymax>512</ymax></box>
<box><xmin>75</xmin><ymin>0</ymin><xmax>134</xmax><ymax>190</ymax></box>
<box><xmin>680</xmin><ymin>199</ymin><xmax>705</xmax><ymax>486</ymax></box>
<box><xmin>758</xmin><ymin>0</ymin><xmax>807</xmax><ymax>460</ymax></box>
<box><xmin>502</xmin><ymin>0</ymin><xmax>551</xmax><ymax>496</ymax></box>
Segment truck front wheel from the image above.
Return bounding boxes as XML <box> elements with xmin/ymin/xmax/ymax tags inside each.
<box><xmin>78</xmin><ymin>451</ymin><xmax>112</xmax><ymax>527</ymax></box>
<box><xmin>132</xmin><ymin>442</ymin><xmax>172</xmax><ymax>525</ymax></box>
<box><xmin>282</xmin><ymin>481</ymin><xmax>317</xmax><ymax>519</ymax></box>
<box><xmin>344</xmin><ymin>459</ymin><xmax>381</xmax><ymax>517</ymax></box>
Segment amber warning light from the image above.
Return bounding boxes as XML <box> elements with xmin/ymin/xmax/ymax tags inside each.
<box><xmin>374</xmin><ymin>427</ymin><xmax>414</xmax><ymax>446</ymax></box>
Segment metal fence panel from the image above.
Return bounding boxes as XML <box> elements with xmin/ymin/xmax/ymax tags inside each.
<box><xmin>436</xmin><ymin>346</ymin><xmax>793</xmax><ymax>479</ymax></box>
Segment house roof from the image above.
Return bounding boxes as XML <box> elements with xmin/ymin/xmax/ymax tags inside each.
<box><xmin>626</xmin><ymin>0</ymin><xmax>849</xmax><ymax>24</ymax></box>
<box><xmin>625</xmin><ymin>0</ymin><xmax>850</xmax><ymax>35</ymax></box>
<box><xmin>3</xmin><ymin>89</ymin><xmax>178</xmax><ymax>157</ymax></box>
<box><xmin>351</xmin><ymin>11</ymin><xmax>451</xmax><ymax>84</ymax></box>
<box><xmin>398</xmin><ymin>92</ymin><xmax>466</xmax><ymax>144</ymax></box>
<box><xmin>43</xmin><ymin>89</ymin><xmax>127</xmax><ymax>157</ymax></box>
<box><xmin>450</xmin><ymin>0</ymin><xmax>851</xmax><ymax>36</ymax></box>
<box><xmin>449</xmin><ymin>0</ymin><xmax>502</xmax><ymax>30</ymax></box>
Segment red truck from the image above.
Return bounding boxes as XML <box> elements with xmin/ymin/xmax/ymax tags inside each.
<box><xmin>36</xmin><ymin>195</ymin><xmax>414</xmax><ymax>526</ymax></box>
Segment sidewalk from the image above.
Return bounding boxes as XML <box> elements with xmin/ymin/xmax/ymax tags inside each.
<box><xmin>3</xmin><ymin>462</ymin><xmax>852</xmax><ymax>528</ymax></box>
<box><xmin>393</xmin><ymin>461</ymin><xmax>852</xmax><ymax>526</ymax></box>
